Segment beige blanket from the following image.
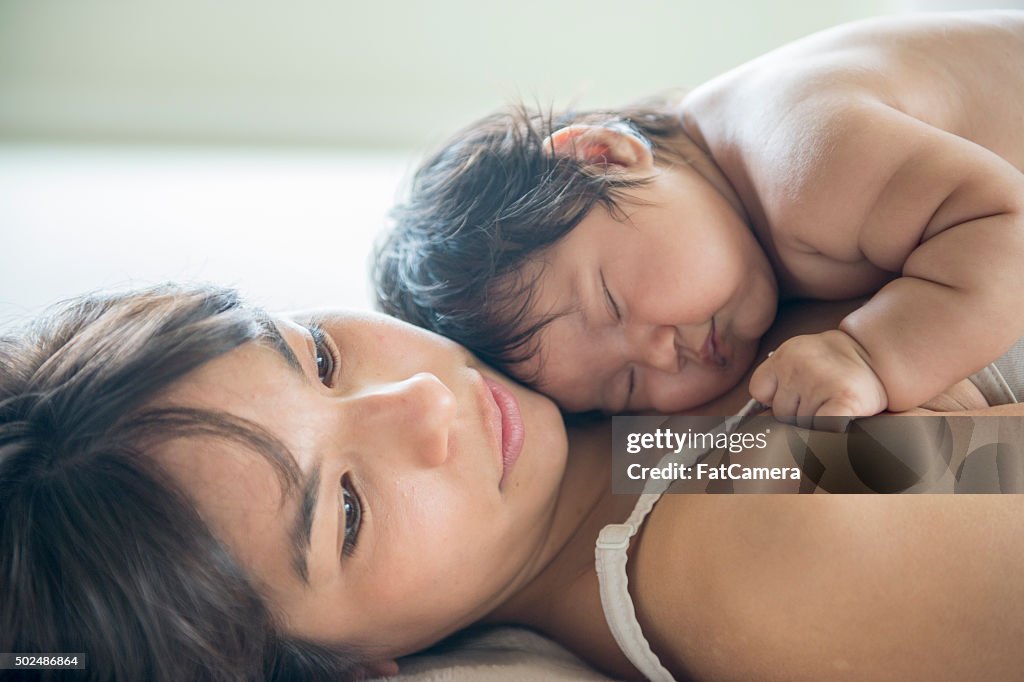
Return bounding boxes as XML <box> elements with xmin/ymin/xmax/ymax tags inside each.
<box><xmin>389</xmin><ymin>626</ymin><xmax>616</xmax><ymax>681</ymax></box>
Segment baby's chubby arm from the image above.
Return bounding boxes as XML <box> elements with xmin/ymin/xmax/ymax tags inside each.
<box><xmin>750</xmin><ymin>101</ymin><xmax>1024</xmax><ymax>421</ymax></box>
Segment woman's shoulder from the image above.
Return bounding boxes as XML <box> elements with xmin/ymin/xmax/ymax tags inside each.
<box><xmin>628</xmin><ymin>493</ymin><xmax>1024</xmax><ymax>680</ymax></box>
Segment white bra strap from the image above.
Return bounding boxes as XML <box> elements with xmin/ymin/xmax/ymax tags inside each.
<box><xmin>595</xmin><ymin>492</ymin><xmax>675</xmax><ymax>682</ymax></box>
<box><xmin>594</xmin><ymin>399</ymin><xmax>765</xmax><ymax>681</ymax></box>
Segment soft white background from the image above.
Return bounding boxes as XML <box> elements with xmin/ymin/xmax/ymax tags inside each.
<box><xmin>2</xmin><ymin>0</ymin><xmax>1019</xmax><ymax>329</ymax></box>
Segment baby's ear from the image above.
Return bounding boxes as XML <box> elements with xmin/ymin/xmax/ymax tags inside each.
<box><xmin>542</xmin><ymin>124</ymin><xmax>654</xmax><ymax>172</ymax></box>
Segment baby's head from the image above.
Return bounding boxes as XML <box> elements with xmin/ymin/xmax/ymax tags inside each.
<box><xmin>375</xmin><ymin>103</ymin><xmax>778</xmax><ymax>413</ymax></box>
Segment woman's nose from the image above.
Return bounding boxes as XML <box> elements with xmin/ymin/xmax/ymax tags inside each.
<box><xmin>349</xmin><ymin>372</ymin><xmax>457</xmax><ymax>468</ymax></box>
<box><xmin>628</xmin><ymin>324</ymin><xmax>680</xmax><ymax>373</ymax></box>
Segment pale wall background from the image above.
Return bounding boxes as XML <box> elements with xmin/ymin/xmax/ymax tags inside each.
<box><xmin>0</xmin><ymin>0</ymin><xmax>896</xmax><ymax>149</ymax></box>
<box><xmin>2</xmin><ymin>0</ymin><xmax>1020</xmax><ymax>328</ymax></box>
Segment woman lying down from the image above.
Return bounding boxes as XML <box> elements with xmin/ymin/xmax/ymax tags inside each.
<box><xmin>1</xmin><ymin>284</ymin><xmax>1022</xmax><ymax>681</ymax></box>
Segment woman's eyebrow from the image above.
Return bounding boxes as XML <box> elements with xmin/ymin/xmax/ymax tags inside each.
<box><xmin>253</xmin><ymin>313</ymin><xmax>322</xmax><ymax>583</ymax></box>
<box><xmin>254</xmin><ymin>313</ymin><xmax>304</xmax><ymax>376</ymax></box>
<box><xmin>289</xmin><ymin>463</ymin><xmax>321</xmax><ymax>584</ymax></box>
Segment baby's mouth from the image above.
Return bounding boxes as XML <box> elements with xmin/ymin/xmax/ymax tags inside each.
<box><xmin>700</xmin><ymin>318</ymin><xmax>728</xmax><ymax>368</ymax></box>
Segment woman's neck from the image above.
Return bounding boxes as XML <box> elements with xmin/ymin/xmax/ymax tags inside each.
<box><xmin>480</xmin><ymin>420</ymin><xmax>637</xmax><ymax>628</ymax></box>
<box><xmin>477</xmin><ymin>419</ymin><xmax>648</xmax><ymax>678</ymax></box>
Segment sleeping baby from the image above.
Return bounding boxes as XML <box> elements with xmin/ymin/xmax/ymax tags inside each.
<box><xmin>374</xmin><ymin>11</ymin><xmax>1024</xmax><ymax>427</ymax></box>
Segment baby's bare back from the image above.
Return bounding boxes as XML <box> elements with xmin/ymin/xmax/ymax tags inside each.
<box><xmin>682</xmin><ymin>12</ymin><xmax>1024</xmax><ymax>415</ymax></box>
<box><xmin>682</xmin><ymin>11</ymin><xmax>1024</xmax><ymax>299</ymax></box>
<box><xmin>799</xmin><ymin>10</ymin><xmax>1024</xmax><ymax>169</ymax></box>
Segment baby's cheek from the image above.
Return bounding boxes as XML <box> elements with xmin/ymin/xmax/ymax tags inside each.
<box><xmin>521</xmin><ymin>354</ymin><xmax>604</xmax><ymax>413</ymax></box>
<box><xmin>645</xmin><ymin>376</ymin><xmax>700</xmax><ymax>413</ymax></box>
<box><xmin>658</xmin><ymin>365</ymin><xmax>752</xmax><ymax>413</ymax></box>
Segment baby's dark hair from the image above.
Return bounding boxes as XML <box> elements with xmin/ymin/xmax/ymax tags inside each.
<box><xmin>374</xmin><ymin>101</ymin><xmax>685</xmax><ymax>384</ymax></box>
<box><xmin>0</xmin><ymin>284</ymin><xmax>370</xmax><ymax>681</ymax></box>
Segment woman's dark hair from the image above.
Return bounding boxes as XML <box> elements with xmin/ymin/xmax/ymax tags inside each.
<box><xmin>373</xmin><ymin>100</ymin><xmax>686</xmax><ymax>384</ymax></box>
<box><xmin>0</xmin><ymin>284</ymin><xmax>366</xmax><ymax>681</ymax></box>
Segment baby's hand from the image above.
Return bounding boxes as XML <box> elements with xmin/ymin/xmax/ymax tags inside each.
<box><xmin>749</xmin><ymin>329</ymin><xmax>888</xmax><ymax>431</ymax></box>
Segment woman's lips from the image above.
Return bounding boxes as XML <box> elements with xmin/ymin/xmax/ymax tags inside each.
<box><xmin>483</xmin><ymin>378</ymin><xmax>524</xmax><ymax>488</ymax></box>
<box><xmin>701</xmin><ymin>318</ymin><xmax>728</xmax><ymax>367</ymax></box>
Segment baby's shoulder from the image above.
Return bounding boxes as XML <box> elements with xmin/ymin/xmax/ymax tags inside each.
<box><xmin>683</xmin><ymin>11</ymin><xmax>1024</xmax><ymax>157</ymax></box>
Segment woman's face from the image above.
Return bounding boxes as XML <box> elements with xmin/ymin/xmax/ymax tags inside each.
<box><xmin>152</xmin><ymin>310</ymin><xmax>568</xmax><ymax>661</ymax></box>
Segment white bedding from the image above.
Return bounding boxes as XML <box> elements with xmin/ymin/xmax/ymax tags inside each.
<box><xmin>390</xmin><ymin>626</ymin><xmax>617</xmax><ymax>681</ymax></box>
<box><xmin>0</xmin><ymin>145</ymin><xmax>411</xmax><ymax>331</ymax></box>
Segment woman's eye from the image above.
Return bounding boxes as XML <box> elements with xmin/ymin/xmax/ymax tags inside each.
<box><xmin>341</xmin><ymin>475</ymin><xmax>361</xmax><ymax>557</ymax></box>
<box><xmin>601</xmin><ymin>270</ymin><xmax>621</xmax><ymax>322</ymax></box>
<box><xmin>309</xmin><ymin>324</ymin><xmax>337</xmax><ymax>387</ymax></box>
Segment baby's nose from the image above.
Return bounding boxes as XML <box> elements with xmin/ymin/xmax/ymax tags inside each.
<box><xmin>632</xmin><ymin>324</ymin><xmax>680</xmax><ymax>373</ymax></box>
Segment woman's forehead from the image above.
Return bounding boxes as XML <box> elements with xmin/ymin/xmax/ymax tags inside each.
<box><xmin>160</xmin><ymin>434</ymin><xmax>285</xmax><ymax>508</ymax></box>
<box><xmin>153</xmin><ymin>426</ymin><xmax>307</xmax><ymax>596</ymax></box>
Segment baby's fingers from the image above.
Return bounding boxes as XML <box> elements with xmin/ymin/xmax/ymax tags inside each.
<box><xmin>813</xmin><ymin>399</ymin><xmax>857</xmax><ymax>432</ymax></box>
<box><xmin>770</xmin><ymin>387</ymin><xmax>804</xmax><ymax>425</ymax></box>
<box><xmin>748</xmin><ymin>356</ymin><xmax>779</xmax><ymax>407</ymax></box>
